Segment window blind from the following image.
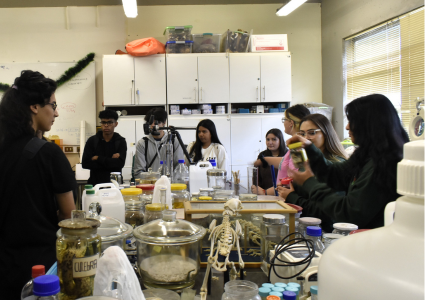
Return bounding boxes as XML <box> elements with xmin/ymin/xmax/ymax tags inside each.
<box><xmin>344</xmin><ymin>7</ymin><xmax>424</xmax><ymax>135</ymax></box>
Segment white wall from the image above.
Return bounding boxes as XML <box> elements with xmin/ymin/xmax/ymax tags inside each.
<box><xmin>321</xmin><ymin>0</ymin><xmax>424</xmax><ymax>138</ymax></box>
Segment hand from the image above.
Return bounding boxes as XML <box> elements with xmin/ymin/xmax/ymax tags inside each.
<box><xmin>91</xmin><ymin>156</ymin><xmax>98</xmax><ymax>161</ymax></box>
<box><xmin>288</xmin><ymin>162</ymin><xmax>314</xmax><ymax>186</ymax></box>
<box><xmin>276</xmin><ymin>182</ymin><xmax>295</xmax><ymax>199</ymax></box>
<box><xmin>286</xmin><ymin>135</ymin><xmax>312</xmax><ymax>148</ymax></box>
<box><xmin>251</xmin><ymin>185</ymin><xmax>265</xmax><ymax>195</ymax></box>
<box><xmin>112</xmin><ymin>153</ymin><xmax>120</xmax><ymax>158</ymax></box>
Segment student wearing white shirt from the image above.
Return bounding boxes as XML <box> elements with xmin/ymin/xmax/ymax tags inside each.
<box><xmin>186</xmin><ymin>119</ymin><xmax>228</xmax><ymax>171</ymax></box>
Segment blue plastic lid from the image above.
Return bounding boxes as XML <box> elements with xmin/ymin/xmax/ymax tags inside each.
<box><xmin>262</xmin><ymin>283</ymin><xmax>275</xmax><ymax>289</ymax></box>
<box><xmin>310</xmin><ymin>285</ymin><xmax>318</xmax><ymax>295</ymax></box>
<box><xmin>306</xmin><ymin>226</ymin><xmax>322</xmax><ymax>237</ymax></box>
<box><xmin>269</xmin><ymin>291</ymin><xmax>283</xmax><ymax>298</ymax></box>
<box><xmin>287</xmin><ymin>282</ymin><xmax>300</xmax><ymax>289</ymax></box>
<box><xmin>166</xmin><ymin>40</ymin><xmax>194</xmax><ymax>44</ymax></box>
<box><xmin>160</xmin><ymin>161</ymin><xmax>163</xmax><ymax>164</ymax></box>
<box><xmin>272</xmin><ymin>287</ymin><xmax>285</xmax><ymax>292</ymax></box>
<box><xmin>258</xmin><ymin>287</ymin><xmax>271</xmax><ymax>296</ymax></box>
<box><xmin>178</xmin><ymin>159</ymin><xmax>185</xmax><ymax>163</ymax></box>
<box><xmin>285</xmin><ymin>287</ymin><xmax>299</xmax><ymax>295</ymax></box>
<box><xmin>33</xmin><ymin>275</ymin><xmax>60</xmax><ymax>296</ymax></box>
<box><xmin>282</xmin><ymin>291</ymin><xmax>297</xmax><ymax>300</ymax></box>
<box><xmin>274</xmin><ymin>282</ymin><xmax>287</xmax><ymax>288</ymax></box>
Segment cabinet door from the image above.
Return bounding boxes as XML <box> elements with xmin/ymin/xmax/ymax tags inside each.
<box><xmin>260</xmin><ymin>53</ymin><xmax>292</xmax><ymax>102</ymax></box>
<box><xmin>103</xmin><ymin>55</ymin><xmax>135</xmax><ymax>105</ymax></box>
<box><xmin>198</xmin><ymin>55</ymin><xmax>230</xmax><ymax>103</ymax></box>
<box><xmin>229</xmin><ymin>54</ymin><xmax>261</xmax><ymax>103</ymax></box>
<box><xmin>117</xmin><ymin>118</ymin><xmax>136</xmax><ymax>180</ymax></box>
<box><xmin>134</xmin><ymin>55</ymin><xmax>166</xmax><ymax>105</ymax></box>
<box><xmin>260</xmin><ymin>115</ymin><xmax>291</xmax><ymax>151</ymax></box>
<box><xmin>166</xmin><ymin>55</ymin><xmax>198</xmax><ymax>104</ymax></box>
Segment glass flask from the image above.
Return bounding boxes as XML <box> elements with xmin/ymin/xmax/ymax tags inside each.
<box><xmin>221</xmin><ymin>280</ymin><xmax>261</xmax><ymax>300</ymax></box>
<box><xmin>170</xmin><ymin>183</ymin><xmax>190</xmax><ymax>209</ymax></box>
<box><xmin>133</xmin><ymin>210</ymin><xmax>206</xmax><ymax>290</ymax></box>
<box><xmin>57</xmin><ymin>210</ymin><xmax>101</xmax><ymax>299</ymax></box>
<box><xmin>332</xmin><ymin>223</ymin><xmax>358</xmax><ymax>236</ymax></box>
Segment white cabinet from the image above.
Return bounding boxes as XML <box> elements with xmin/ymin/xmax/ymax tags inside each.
<box><xmin>166</xmin><ymin>53</ymin><xmax>229</xmax><ymax>104</ymax></box>
<box><xmin>229</xmin><ymin>52</ymin><xmax>292</xmax><ymax>103</ymax></box>
<box><xmin>103</xmin><ymin>55</ymin><xmax>134</xmax><ymax>106</ymax></box>
<box><xmin>134</xmin><ymin>55</ymin><xmax>166</xmax><ymax>105</ymax></box>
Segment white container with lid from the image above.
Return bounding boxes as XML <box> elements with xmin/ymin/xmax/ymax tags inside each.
<box><xmin>85</xmin><ymin>183</ymin><xmax>125</xmax><ymax>223</ymax></box>
<box><xmin>297</xmin><ymin>217</ymin><xmax>321</xmax><ymax>237</ymax></box>
<box><xmin>332</xmin><ymin>223</ymin><xmax>358</xmax><ymax>236</ymax></box>
<box><xmin>261</xmin><ymin>214</ymin><xmax>288</xmax><ymax>268</ymax></box>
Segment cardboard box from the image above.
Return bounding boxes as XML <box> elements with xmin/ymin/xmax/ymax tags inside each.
<box><xmin>250</xmin><ymin>34</ymin><xmax>288</xmax><ymax>52</ymax></box>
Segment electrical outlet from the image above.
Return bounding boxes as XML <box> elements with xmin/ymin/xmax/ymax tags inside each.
<box><xmin>65</xmin><ymin>147</ymin><xmax>73</xmax><ymax>152</ymax></box>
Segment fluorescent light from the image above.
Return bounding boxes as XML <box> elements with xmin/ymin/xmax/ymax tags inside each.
<box><xmin>122</xmin><ymin>0</ymin><xmax>138</xmax><ymax>18</ymax></box>
<box><xmin>276</xmin><ymin>0</ymin><xmax>308</xmax><ymax>16</ymax></box>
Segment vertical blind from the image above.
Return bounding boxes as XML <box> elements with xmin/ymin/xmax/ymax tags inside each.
<box><xmin>344</xmin><ymin>7</ymin><xmax>424</xmax><ymax>135</ymax></box>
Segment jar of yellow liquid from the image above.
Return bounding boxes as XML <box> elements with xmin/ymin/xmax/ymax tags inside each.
<box><xmin>171</xmin><ymin>183</ymin><xmax>190</xmax><ymax>209</ymax></box>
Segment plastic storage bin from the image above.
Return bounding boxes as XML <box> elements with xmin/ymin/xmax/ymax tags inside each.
<box><xmin>193</xmin><ymin>33</ymin><xmax>221</xmax><ymax>53</ymax></box>
<box><xmin>164</xmin><ymin>25</ymin><xmax>193</xmax><ymax>41</ymax></box>
<box><xmin>222</xmin><ymin>30</ymin><xmax>250</xmax><ymax>53</ymax></box>
<box><xmin>166</xmin><ymin>41</ymin><xmax>194</xmax><ymax>53</ymax></box>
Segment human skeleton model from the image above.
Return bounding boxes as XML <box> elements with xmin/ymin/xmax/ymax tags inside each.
<box><xmin>200</xmin><ymin>199</ymin><xmax>245</xmax><ymax>300</ymax></box>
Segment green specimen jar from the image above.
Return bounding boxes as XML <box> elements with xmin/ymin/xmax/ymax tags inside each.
<box><xmin>288</xmin><ymin>142</ymin><xmax>308</xmax><ymax>171</ymax></box>
<box><xmin>57</xmin><ymin>210</ymin><xmax>101</xmax><ymax>300</ymax></box>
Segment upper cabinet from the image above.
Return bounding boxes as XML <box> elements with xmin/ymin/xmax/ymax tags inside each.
<box><xmin>167</xmin><ymin>53</ymin><xmax>230</xmax><ymax>104</ymax></box>
<box><xmin>229</xmin><ymin>52</ymin><xmax>292</xmax><ymax>103</ymax></box>
<box><xmin>103</xmin><ymin>55</ymin><xmax>166</xmax><ymax>106</ymax></box>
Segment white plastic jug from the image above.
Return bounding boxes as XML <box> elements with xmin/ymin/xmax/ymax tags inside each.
<box><xmin>83</xmin><ymin>183</ymin><xmax>125</xmax><ymax>223</ymax></box>
<box><xmin>189</xmin><ymin>161</ymin><xmax>213</xmax><ymax>195</ymax></box>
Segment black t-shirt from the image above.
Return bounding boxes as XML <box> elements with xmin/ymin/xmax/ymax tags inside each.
<box><xmin>0</xmin><ymin>135</ymin><xmax>76</xmax><ymax>300</ymax></box>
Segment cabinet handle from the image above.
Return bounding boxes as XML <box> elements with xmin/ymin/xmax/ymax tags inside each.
<box><xmin>136</xmin><ymin>89</ymin><xmax>140</xmax><ymax>104</ymax></box>
<box><xmin>131</xmin><ymin>80</ymin><xmax>134</xmax><ymax>105</ymax></box>
<box><xmin>256</xmin><ymin>86</ymin><xmax>259</xmax><ymax>101</ymax></box>
<box><xmin>200</xmin><ymin>87</ymin><xmax>203</xmax><ymax>102</ymax></box>
<box><xmin>263</xmin><ymin>86</ymin><xmax>266</xmax><ymax>101</ymax></box>
<box><xmin>194</xmin><ymin>88</ymin><xmax>197</xmax><ymax>102</ymax></box>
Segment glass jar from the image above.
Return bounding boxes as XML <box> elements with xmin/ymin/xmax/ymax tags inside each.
<box><xmin>221</xmin><ymin>280</ymin><xmax>261</xmax><ymax>300</ymax></box>
<box><xmin>133</xmin><ymin>210</ymin><xmax>206</xmax><ymax>290</ymax></box>
<box><xmin>125</xmin><ymin>202</ymin><xmax>144</xmax><ymax>228</ymax></box>
<box><xmin>213</xmin><ymin>189</ymin><xmax>234</xmax><ymax>201</ymax></box>
<box><xmin>298</xmin><ymin>217</ymin><xmax>321</xmax><ymax>237</ymax></box>
<box><xmin>121</xmin><ymin>188</ymin><xmax>143</xmax><ymax>204</ymax></box>
<box><xmin>144</xmin><ymin>203</ymin><xmax>169</xmax><ymax>224</ymax></box>
<box><xmin>171</xmin><ymin>183</ymin><xmax>189</xmax><ymax>209</ymax></box>
<box><xmin>190</xmin><ymin>192</ymin><xmax>200</xmax><ymax>201</ymax></box>
<box><xmin>207</xmin><ymin>169</ymin><xmax>227</xmax><ymax>190</ymax></box>
<box><xmin>199</xmin><ymin>187</ymin><xmax>214</xmax><ymax>197</ymax></box>
<box><xmin>286</xmin><ymin>203</ymin><xmax>302</xmax><ymax>232</ymax></box>
<box><xmin>261</xmin><ymin>214</ymin><xmax>288</xmax><ymax>264</ymax></box>
<box><xmin>136</xmin><ymin>184</ymin><xmax>155</xmax><ymax>206</ymax></box>
<box><xmin>139</xmin><ymin>168</ymin><xmax>161</xmax><ymax>184</ymax></box>
<box><xmin>57</xmin><ymin>210</ymin><xmax>101</xmax><ymax>299</ymax></box>
<box><xmin>323</xmin><ymin>233</ymin><xmax>344</xmax><ymax>250</ymax></box>
<box><xmin>332</xmin><ymin>223</ymin><xmax>358</xmax><ymax>236</ymax></box>
<box><xmin>288</xmin><ymin>142</ymin><xmax>308</xmax><ymax>171</ymax></box>
<box><xmin>110</xmin><ymin>172</ymin><xmax>122</xmax><ymax>185</ymax></box>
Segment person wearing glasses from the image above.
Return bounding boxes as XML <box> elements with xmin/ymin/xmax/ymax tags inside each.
<box><xmin>0</xmin><ymin>70</ymin><xmax>76</xmax><ymax>299</ymax></box>
<box><xmin>280</xmin><ymin>94</ymin><xmax>409</xmax><ymax>229</ymax></box>
<box><xmin>82</xmin><ymin>109</ymin><xmax>127</xmax><ymax>185</ymax></box>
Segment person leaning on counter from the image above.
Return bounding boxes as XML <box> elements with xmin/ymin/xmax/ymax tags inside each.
<box><xmin>0</xmin><ymin>70</ymin><xmax>76</xmax><ymax>299</ymax></box>
<box><xmin>278</xmin><ymin>94</ymin><xmax>409</xmax><ymax>229</ymax></box>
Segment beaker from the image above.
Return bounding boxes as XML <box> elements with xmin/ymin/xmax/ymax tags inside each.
<box><xmin>246</xmin><ymin>167</ymin><xmax>259</xmax><ymax>200</ymax></box>
<box><xmin>164</xmin><ymin>144</ymin><xmax>174</xmax><ymax>182</ymax></box>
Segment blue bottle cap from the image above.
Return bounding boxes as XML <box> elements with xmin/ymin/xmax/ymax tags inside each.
<box><xmin>285</xmin><ymin>287</ymin><xmax>299</xmax><ymax>295</ymax></box>
<box><xmin>310</xmin><ymin>285</ymin><xmax>318</xmax><ymax>295</ymax></box>
<box><xmin>178</xmin><ymin>159</ymin><xmax>185</xmax><ymax>163</ymax></box>
<box><xmin>306</xmin><ymin>226</ymin><xmax>322</xmax><ymax>237</ymax></box>
<box><xmin>274</xmin><ymin>282</ymin><xmax>287</xmax><ymax>288</ymax></box>
<box><xmin>160</xmin><ymin>161</ymin><xmax>163</xmax><ymax>164</ymax></box>
<box><xmin>269</xmin><ymin>291</ymin><xmax>283</xmax><ymax>299</ymax></box>
<box><xmin>272</xmin><ymin>287</ymin><xmax>285</xmax><ymax>292</ymax></box>
<box><xmin>282</xmin><ymin>291</ymin><xmax>297</xmax><ymax>300</ymax></box>
<box><xmin>259</xmin><ymin>287</ymin><xmax>272</xmax><ymax>296</ymax></box>
<box><xmin>33</xmin><ymin>275</ymin><xmax>60</xmax><ymax>296</ymax></box>
<box><xmin>287</xmin><ymin>282</ymin><xmax>300</xmax><ymax>289</ymax></box>
<box><xmin>262</xmin><ymin>283</ymin><xmax>275</xmax><ymax>289</ymax></box>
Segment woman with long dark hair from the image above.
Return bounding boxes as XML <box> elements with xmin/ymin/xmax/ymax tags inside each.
<box><xmin>0</xmin><ymin>70</ymin><xmax>76</xmax><ymax>299</ymax></box>
<box><xmin>280</xmin><ymin>94</ymin><xmax>409</xmax><ymax>229</ymax></box>
<box><xmin>187</xmin><ymin>119</ymin><xmax>228</xmax><ymax>170</ymax></box>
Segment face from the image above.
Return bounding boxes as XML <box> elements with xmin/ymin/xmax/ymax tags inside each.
<box><xmin>299</xmin><ymin>120</ymin><xmax>325</xmax><ymax>151</ymax></box>
<box><xmin>266</xmin><ymin>133</ymin><xmax>280</xmax><ymax>152</ymax></box>
<box><xmin>282</xmin><ymin>113</ymin><xmax>296</xmax><ymax>136</ymax></box>
<box><xmin>32</xmin><ymin>93</ymin><xmax>59</xmax><ymax>132</ymax></box>
<box><xmin>150</xmin><ymin>120</ymin><xmax>165</xmax><ymax>130</ymax></box>
<box><xmin>100</xmin><ymin>118</ymin><xmax>118</xmax><ymax>134</ymax></box>
<box><xmin>346</xmin><ymin>122</ymin><xmax>355</xmax><ymax>144</ymax></box>
<box><xmin>198</xmin><ymin>126</ymin><xmax>212</xmax><ymax>145</ymax></box>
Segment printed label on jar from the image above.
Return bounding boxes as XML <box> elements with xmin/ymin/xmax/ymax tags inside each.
<box><xmin>73</xmin><ymin>254</ymin><xmax>100</xmax><ymax>278</ymax></box>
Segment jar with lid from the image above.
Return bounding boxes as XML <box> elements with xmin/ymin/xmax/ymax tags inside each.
<box><xmin>288</xmin><ymin>142</ymin><xmax>308</xmax><ymax>171</ymax></box>
<box><xmin>207</xmin><ymin>169</ymin><xmax>227</xmax><ymax>190</ymax></box>
<box><xmin>310</xmin><ymin>285</ymin><xmax>318</xmax><ymax>300</ymax></box>
<box><xmin>322</xmin><ymin>233</ymin><xmax>343</xmax><ymax>250</ymax></box>
<box><xmin>199</xmin><ymin>187</ymin><xmax>214</xmax><ymax>197</ymax></box>
<box><xmin>133</xmin><ymin>210</ymin><xmax>206</xmax><ymax>290</ymax></box>
<box><xmin>199</xmin><ymin>196</ymin><xmax>213</xmax><ymax>201</ymax></box>
<box><xmin>144</xmin><ymin>203</ymin><xmax>169</xmax><ymax>224</ymax></box>
<box><xmin>121</xmin><ymin>188</ymin><xmax>143</xmax><ymax>204</ymax></box>
<box><xmin>298</xmin><ymin>217</ymin><xmax>321</xmax><ymax>237</ymax></box>
<box><xmin>125</xmin><ymin>202</ymin><xmax>144</xmax><ymax>228</ymax></box>
<box><xmin>332</xmin><ymin>223</ymin><xmax>358</xmax><ymax>236</ymax></box>
<box><xmin>136</xmin><ymin>184</ymin><xmax>155</xmax><ymax>205</ymax></box>
<box><xmin>306</xmin><ymin>226</ymin><xmax>325</xmax><ymax>254</ymax></box>
<box><xmin>57</xmin><ymin>210</ymin><xmax>101</xmax><ymax>299</ymax></box>
<box><xmin>110</xmin><ymin>172</ymin><xmax>123</xmax><ymax>185</ymax></box>
<box><xmin>191</xmin><ymin>192</ymin><xmax>200</xmax><ymax>201</ymax></box>
<box><xmin>259</xmin><ymin>287</ymin><xmax>271</xmax><ymax>300</ymax></box>
<box><xmin>139</xmin><ymin>168</ymin><xmax>161</xmax><ymax>184</ymax></box>
<box><xmin>171</xmin><ymin>183</ymin><xmax>189</xmax><ymax>209</ymax></box>
<box><xmin>222</xmin><ymin>280</ymin><xmax>261</xmax><ymax>300</ymax></box>
<box><xmin>261</xmin><ymin>214</ymin><xmax>288</xmax><ymax>266</ymax></box>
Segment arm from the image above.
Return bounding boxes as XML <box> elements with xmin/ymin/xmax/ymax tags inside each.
<box><xmin>216</xmin><ymin>145</ymin><xmax>227</xmax><ymax>171</ymax></box>
<box><xmin>133</xmin><ymin>139</ymin><xmax>147</xmax><ymax>176</ymax></box>
<box><xmin>56</xmin><ymin>191</ymin><xmax>76</xmax><ymax>221</ymax></box>
<box><xmin>96</xmin><ymin>139</ymin><xmax>127</xmax><ymax>169</ymax></box>
<box><xmin>82</xmin><ymin>137</ymin><xmax>101</xmax><ymax>170</ymax></box>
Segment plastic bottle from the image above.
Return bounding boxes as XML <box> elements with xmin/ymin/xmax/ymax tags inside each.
<box><xmin>32</xmin><ymin>275</ymin><xmax>60</xmax><ymax>300</ymax></box>
<box><xmin>158</xmin><ymin>160</ymin><xmax>164</xmax><ymax>175</ymax></box>
<box><xmin>259</xmin><ymin>287</ymin><xmax>272</xmax><ymax>300</ymax></box>
<box><xmin>310</xmin><ymin>286</ymin><xmax>318</xmax><ymax>300</ymax></box>
<box><xmin>210</xmin><ymin>159</ymin><xmax>217</xmax><ymax>168</ymax></box>
<box><xmin>81</xmin><ymin>184</ymin><xmax>93</xmax><ymax>213</ymax></box>
<box><xmin>173</xmin><ymin>159</ymin><xmax>189</xmax><ymax>184</ymax></box>
<box><xmin>21</xmin><ymin>265</ymin><xmax>45</xmax><ymax>300</ymax></box>
<box><xmin>306</xmin><ymin>226</ymin><xmax>325</xmax><ymax>254</ymax></box>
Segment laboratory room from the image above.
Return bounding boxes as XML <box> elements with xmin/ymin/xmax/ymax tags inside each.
<box><xmin>0</xmin><ymin>0</ymin><xmax>424</xmax><ymax>299</ymax></box>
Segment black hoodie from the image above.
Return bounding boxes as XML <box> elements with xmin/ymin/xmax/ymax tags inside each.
<box><xmin>82</xmin><ymin>131</ymin><xmax>127</xmax><ymax>185</ymax></box>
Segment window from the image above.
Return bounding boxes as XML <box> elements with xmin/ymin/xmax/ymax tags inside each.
<box><xmin>344</xmin><ymin>7</ymin><xmax>424</xmax><ymax>136</ymax></box>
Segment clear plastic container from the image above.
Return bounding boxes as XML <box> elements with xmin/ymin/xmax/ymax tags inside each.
<box><xmin>322</xmin><ymin>233</ymin><xmax>344</xmax><ymax>250</ymax></box>
<box><xmin>222</xmin><ymin>30</ymin><xmax>250</xmax><ymax>53</ymax></box>
<box><xmin>332</xmin><ymin>223</ymin><xmax>358</xmax><ymax>236</ymax></box>
<box><xmin>288</xmin><ymin>142</ymin><xmax>308</xmax><ymax>171</ymax></box>
<box><xmin>199</xmin><ymin>187</ymin><xmax>215</xmax><ymax>197</ymax></box>
<box><xmin>221</xmin><ymin>280</ymin><xmax>261</xmax><ymax>300</ymax></box>
<box><xmin>164</xmin><ymin>25</ymin><xmax>193</xmax><ymax>41</ymax></box>
<box><xmin>310</xmin><ymin>285</ymin><xmax>318</xmax><ymax>300</ymax></box>
<box><xmin>306</xmin><ymin>226</ymin><xmax>325</xmax><ymax>254</ymax></box>
<box><xmin>144</xmin><ymin>203</ymin><xmax>169</xmax><ymax>224</ymax></box>
<box><xmin>21</xmin><ymin>265</ymin><xmax>45</xmax><ymax>300</ymax></box>
<box><xmin>171</xmin><ymin>183</ymin><xmax>189</xmax><ymax>209</ymax></box>
<box><xmin>166</xmin><ymin>41</ymin><xmax>194</xmax><ymax>53</ymax></box>
<box><xmin>193</xmin><ymin>33</ymin><xmax>222</xmax><ymax>53</ymax></box>
<box><xmin>261</xmin><ymin>214</ymin><xmax>288</xmax><ymax>264</ymax></box>
<box><xmin>173</xmin><ymin>159</ymin><xmax>189</xmax><ymax>184</ymax></box>
<box><xmin>298</xmin><ymin>217</ymin><xmax>321</xmax><ymax>237</ymax></box>
<box><xmin>125</xmin><ymin>202</ymin><xmax>144</xmax><ymax>228</ymax></box>
<box><xmin>121</xmin><ymin>188</ymin><xmax>143</xmax><ymax>204</ymax></box>
<box><xmin>207</xmin><ymin>169</ymin><xmax>227</xmax><ymax>189</ymax></box>
<box><xmin>33</xmin><ymin>275</ymin><xmax>60</xmax><ymax>300</ymax></box>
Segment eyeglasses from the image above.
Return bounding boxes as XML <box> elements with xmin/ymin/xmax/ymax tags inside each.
<box><xmin>47</xmin><ymin>102</ymin><xmax>58</xmax><ymax>111</ymax></box>
<box><xmin>282</xmin><ymin>117</ymin><xmax>299</xmax><ymax>124</ymax></box>
<box><xmin>297</xmin><ymin>129</ymin><xmax>321</xmax><ymax>138</ymax></box>
<box><xmin>100</xmin><ymin>121</ymin><xmax>115</xmax><ymax>126</ymax></box>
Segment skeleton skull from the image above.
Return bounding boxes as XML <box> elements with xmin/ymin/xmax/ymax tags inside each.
<box><xmin>224</xmin><ymin>198</ymin><xmax>243</xmax><ymax>216</ymax></box>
